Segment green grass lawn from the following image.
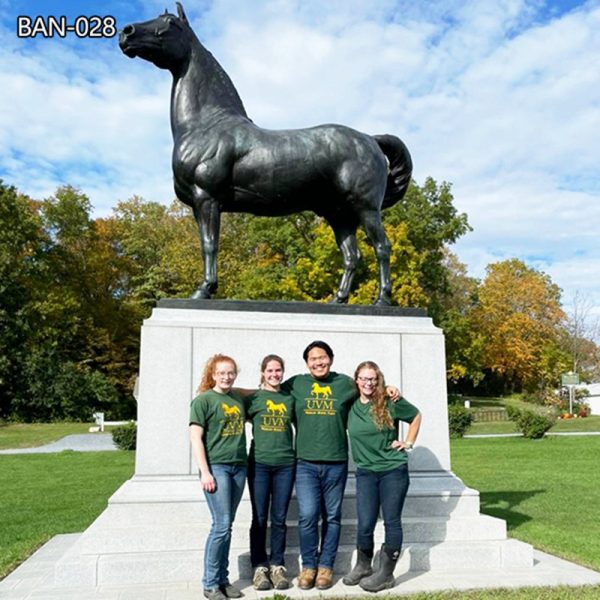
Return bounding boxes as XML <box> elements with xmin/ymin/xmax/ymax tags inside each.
<box><xmin>0</xmin><ymin>422</ymin><xmax>117</xmax><ymax>450</ymax></box>
<box><xmin>467</xmin><ymin>415</ymin><xmax>600</xmax><ymax>435</ymax></box>
<box><xmin>451</xmin><ymin>435</ymin><xmax>600</xmax><ymax>572</ymax></box>
<box><xmin>362</xmin><ymin>586</ymin><xmax>600</xmax><ymax>599</ymax></box>
<box><xmin>0</xmin><ymin>451</ymin><xmax>135</xmax><ymax>578</ymax></box>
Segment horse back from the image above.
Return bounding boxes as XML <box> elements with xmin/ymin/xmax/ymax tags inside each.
<box><xmin>173</xmin><ymin>119</ymin><xmax>388</xmax><ymax>214</ymax></box>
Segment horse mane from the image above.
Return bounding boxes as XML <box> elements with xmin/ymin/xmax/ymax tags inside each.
<box><xmin>185</xmin><ymin>23</ymin><xmax>248</xmax><ymax>118</ymax></box>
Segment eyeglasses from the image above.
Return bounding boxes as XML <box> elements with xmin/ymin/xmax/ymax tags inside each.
<box><xmin>357</xmin><ymin>376</ymin><xmax>377</xmax><ymax>384</ymax></box>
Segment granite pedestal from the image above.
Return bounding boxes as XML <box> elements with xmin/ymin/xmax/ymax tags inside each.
<box><xmin>54</xmin><ymin>300</ymin><xmax>533</xmax><ymax>586</ymax></box>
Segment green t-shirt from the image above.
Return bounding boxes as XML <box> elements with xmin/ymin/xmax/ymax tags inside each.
<box><xmin>189</xmin><ymin>389</ymin><xmax>247</xmax><ymax>465</ymax></box>
<box><xmin>246</xmin><ymin>389</ymin><xmax>295</xmax><ymax>466</ymax></box>
<box><xmin>282</xmin><ymin>372</ymin><xmax>356</xmax><ymax>462</ymax></box>
<box><xmin>347</xmin><ymin>396</ymin><xmax>419</xmax><ymax>471</ymax></box>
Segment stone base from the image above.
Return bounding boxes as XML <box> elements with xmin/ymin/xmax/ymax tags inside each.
<box><xmin>54</xmin><ymin>470</ymin><xmax>533</xmax><ymax>586</ymax></box>
<box><xmin>54</xmin><ymin>301</ymin><xmax>532</xmax><ymax>587</ymax></box>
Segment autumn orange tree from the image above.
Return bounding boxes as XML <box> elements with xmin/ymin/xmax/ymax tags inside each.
<box><xmin>472</xmin><ymin>259</ymin><xmax>569</xmax><ymax>394</ymax></box>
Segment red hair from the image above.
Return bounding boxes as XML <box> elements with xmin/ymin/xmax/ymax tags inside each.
<box><xmin>198</xmin><ymin>354</ymin><xmax>238</xmax><ymax>392</ymax></box>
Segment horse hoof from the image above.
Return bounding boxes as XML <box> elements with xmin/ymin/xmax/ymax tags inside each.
<box><xmin>374</xmin><ymin>296</ymin><xmax>391</xmax><ymax>306</ymax></box>
<box><xmin>190</xmin><ymin>288</ymin><xmax>211</xmax><ymax>300</ymax></box>
<box><xmin>329</xmin><ymin>294</ymin><xmax>348</xmax><ymax>304</ymax></box>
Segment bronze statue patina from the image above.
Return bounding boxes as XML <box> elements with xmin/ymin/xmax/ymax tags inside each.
<box><xmin>119</xmin><ymin>3</ymin><xmax>412</xmax><ymax>305</ymax></box>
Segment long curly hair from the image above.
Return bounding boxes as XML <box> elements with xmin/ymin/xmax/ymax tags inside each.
<box><xmin>354</xmin><ymin>361</ymin><xmax>394</xmax><ymax>430</ymax></box>
<box><xmin>259</xmin><ymin>354</ymin><xmax>285</xmax><ymax>387</ymax></box>
<box><xmin>198</xmin><ymin>354</ymin><xmax>238</xmax><ymax>392</ymax></box>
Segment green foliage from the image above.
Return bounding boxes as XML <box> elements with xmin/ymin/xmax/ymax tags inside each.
<box><xmin>506</xmin><ymin>407</ymin><xmax>557</xmax><ymax>439</ymax></box>
<box><xmin>473</xmin><ymin>259</ymin><xmax>566</xmax><ymax>394</ymax></box>
<box><xmin>447</xmin><ymin>404</ymin><xmax>474</xmax><ymax>438</ymax></box>
<box><xmin>384</xmin><ymin>178</ymin><xmax>471</xmax><ymax>314</ymax></box>
<box><xmin>0</xmin><ymin>183</ymin><xmax>136</xmax><ymax>421</ymax></box>
<box><xmin>0</xmin><ymin>182</ymin><xmax>45</xmax><ymax>419</ymax></box>
<box><xmin>112</xmin><ymin>421</ymin><xmax>137</xmax><ymax>450</ymax></box>
<box><xmin>10</xmin><ymin>350</ymin><xmax>119</xmax><ymax>422</ymax></box>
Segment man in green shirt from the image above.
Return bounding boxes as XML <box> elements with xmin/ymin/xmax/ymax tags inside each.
<box><xmin>281</xmin><ymin>340</ymin><xmax>356</xmax><ymax>590</ymax></box>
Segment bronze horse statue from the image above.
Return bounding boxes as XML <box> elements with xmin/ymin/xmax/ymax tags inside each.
<box><xmin>119</xmin><ymin>3</ymin><xmax>412</xmax><ymax>305</ymax></box>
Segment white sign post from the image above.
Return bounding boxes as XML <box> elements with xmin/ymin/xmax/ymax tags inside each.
<box><xmin>561</xmin><ymin>372</ymin><xmax>580</xmax><ymax>414</ymax></box>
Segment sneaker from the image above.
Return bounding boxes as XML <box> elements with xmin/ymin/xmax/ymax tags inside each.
<box><xmin>253</xmin><ymin>566</ymin><xmax>272</xmax><ymax>591</ymax></box>
<box><xmin>269</xmin><ymin>565</ymin><xmax>290</xmax><ymax>590</ymax></box>
<box><xmin>297</xmin><ymin>567</ymin><xmax>317</xmax><ymax>590</ymax></box>
<box><xmin>220</xmin><ymin>583</ymin><xmax>243</xmax><ymax>598</ymax></box>
<box><xmin>315</xmin><ymin>566</ymin><xmax>334</xmax><ymax>590</ymax></box>
<box><xmin>204</xmin><ymin>589</ymin><xmax>227</xmax><ymax>600</ymax></box>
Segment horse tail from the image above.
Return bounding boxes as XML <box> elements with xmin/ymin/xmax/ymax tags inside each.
<box><xmin>373</xmin><ymin>134</ymin><xmax>413</xmax><ymax>209</ymax></box>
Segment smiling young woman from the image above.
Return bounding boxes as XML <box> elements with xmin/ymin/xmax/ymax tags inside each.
<box><xmin>244</xmin><ymin>355</ymin><xmax>295</xmax><ymax>591</ymax></box>
<box><xmin>189</xmin><ymin>354</ymin><xmax>247</xmax><ymax>600</ymax></box>
<box><xmin>344</xmin><ymin>360</ymin><xmax>422</xmax><ymax>592</ymax></box>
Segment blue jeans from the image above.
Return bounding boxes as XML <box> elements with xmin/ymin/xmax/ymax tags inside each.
<box><xmin>295</xmin><ymin>460</ymin><xmax>348</xmax><ymax>569</ymax></box>
<box><xmin>202</xmin><ymin>464</ymin><xmax>247</xmax><ymax>589</ymax></box>
<box><xmin>355</xmin><ymin>463</ymin><xmax>409</xmax><ymax>552</ymax></box>
<box><xmin>248</xmin><ymin>460</ymin><xmax>295</xmax><ymax>567</ymax></box>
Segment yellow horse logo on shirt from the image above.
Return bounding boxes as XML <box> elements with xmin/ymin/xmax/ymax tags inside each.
<box><xmin>222</xmin><ymin>403</ymin><xmax>241</xmax><ymax>417</ymax></box>
<box><xmin>266</xmin><ymin>399</ymin><xmax>287</xmax><ymax>416</ymax></box>
<box><xmin>311</xmin><ymin>383</ymin><xmax>332</xmax><ymax>399</ymax></box>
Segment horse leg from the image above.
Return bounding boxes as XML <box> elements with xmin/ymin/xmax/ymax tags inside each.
<box><xmin>327</xmin><ymin>217</ymin><xmax>360</xmax><ymax>304</ymax></box>
<box><xmin>360</xmin><ymin>210</ymin><xmax>392</xmax><ymax>306</ymax></box>
<box><xmin>190</xmin><ymin>193</ymin><xmax>221</xmax><ymax>299</ymax></box>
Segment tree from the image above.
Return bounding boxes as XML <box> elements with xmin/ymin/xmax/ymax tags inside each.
<box><xmin>0</xmin><ymin>182</ymin><xmax>45</xmax><ymax>418</ymax></box>
<box><xmin>561</xmin><ymin>291</ymin><xmax>600</xmax><ymax>381</ymax></box>
<box><xmin>472</xmin><ymin>259</ymin><xmax>565</xmax><ymax>393</ymax></box>
<box><xmin>2</xmin><ymin>185</ymin><xmax>133</xmax><ymax>421</ymax></box>
<box><xmin>437</xmin><ymin>251</ymin><xmax>485</xmax><ymax>388</ymax></box>
<box><xmin>383</xmin><ymin>178</ymin><xmax>471</xmax><ymax>317</ymax></box>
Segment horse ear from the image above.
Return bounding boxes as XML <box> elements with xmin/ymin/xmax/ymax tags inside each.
<box><xmin>176</xmin><ymin>2</ymin><xmax>189</xmax><ymax>23</ymax></box>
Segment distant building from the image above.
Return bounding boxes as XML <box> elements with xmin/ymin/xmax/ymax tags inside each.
<box><xmin>575</xmin><ymin>383</ymin><xmax>600</xmax><ymax>415</ymax></box>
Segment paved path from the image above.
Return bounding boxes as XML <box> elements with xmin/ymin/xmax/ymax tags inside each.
<box><xmin>0</xmin><ymin>434</ymin><xmax>117</xmax><ymax>455</ymax></box>
<box><xmin>0</xmin><ymin>534</ymin><xmax>599</xmax><ymax>599</ymax></box>
<box><xmin>2</xmin><ymin>431</ymin><xmax>598</xmax><ymax>454</ymax></box>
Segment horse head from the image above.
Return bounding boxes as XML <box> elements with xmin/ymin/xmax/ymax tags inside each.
<box><xmin>119</xmin><ymin>3</ymin><xmax>194</xmax><ymax>72</ymax></box>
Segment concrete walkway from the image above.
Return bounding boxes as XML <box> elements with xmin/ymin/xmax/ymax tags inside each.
<box><xmin>2</xmin><ymin>430</ymin><xmax>600</xmax><ymax>456</ymax></box>
<box><xmin>2</xmin><ymin>429</ymin><xmax>599</xmax><ymax>455</ymax></box>
<box><xmin>0</xmin><ymin>434</ymin><xmax>117</xmax><ymax>455</ymax></box>
<box><xmin>0</xmin><ymin>534</ymin><xmax>599</xmax><ymax>599</ymax></box>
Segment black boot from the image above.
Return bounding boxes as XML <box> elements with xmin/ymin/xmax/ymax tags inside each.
<box><xmin>359</xmin><ymin>544</ymin><xmax>399</xmax><ymax>592</ymax></box>
<box><xmin>342</xmin><ymin>548</ymin><xmax>373</xmax><ymax>585</ymax></box>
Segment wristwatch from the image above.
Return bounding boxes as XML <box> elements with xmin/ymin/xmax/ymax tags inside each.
<box><xmin>404</xmin><ymin>441</ymin><xmax>414</xmax><ymax>452</ymax></box>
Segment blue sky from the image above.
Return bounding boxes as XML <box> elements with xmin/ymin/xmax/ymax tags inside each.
<box><xmin>1</xmin><ymin>1</ymin><xmax>599</xmax><ymax>320</ymax></box>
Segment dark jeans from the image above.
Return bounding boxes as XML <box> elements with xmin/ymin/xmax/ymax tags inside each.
<box><xmin>355</xmin><ymin>463</ymin><xmax>409</xmax><ymax>552</ymax></box>
<box><xmin>295</xmin><ymin>459</ymin><xmax>348</xmax><ymax>569</ymax></box>
<box><xmin>248</xmin><ymin>460</ymin><xmax>295</xmax><ymax>567</ymax></box>
<box><xmin>202</xmin><ymin>464</ymin><xmax>247</xmax><ymax>589</ymax></box>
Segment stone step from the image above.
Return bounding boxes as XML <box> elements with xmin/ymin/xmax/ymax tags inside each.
<box><xmin>55</xmin><ymin>539</ymin><xmax>533</xmax><ymax>587</ymax></box>
<box><xmin>73</xmin><ymin>514</ymin><xmax>506</xmax><ymax>555</ymax></box>
<box><xmin>106</xmin><ymin>478</ymin><xmax>482</xmax><ymax>522</ymax></box>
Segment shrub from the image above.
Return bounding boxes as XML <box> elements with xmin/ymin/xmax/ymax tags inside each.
<box><xmin>508</xmin><ymin>408</ymin><xmax>556</xmax><ymax>439</ymax></box>
<box><xmin>505</xmin><ymin>404</ymin><xmax>522</xmax><ymax>421</ymax></box>
<box><xmin>112</xmin><ymin>421</ymin><xmax>137</xmax><ymax>450</ymax></box>
<box><xmin>448</xmin><ymin>404</ymin><xmax>474</xmax><ymax>438</ymax></box>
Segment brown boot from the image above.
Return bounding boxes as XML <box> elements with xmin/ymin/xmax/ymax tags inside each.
<box><xmin>297</xmin><ymin>567</ymin><xmax>316</xmax><ymax>590</ymax></box>
<box><xmin>315</xmin><ymin>566</ymin><xmax>334</xmax><ymax>590</ymax></box>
